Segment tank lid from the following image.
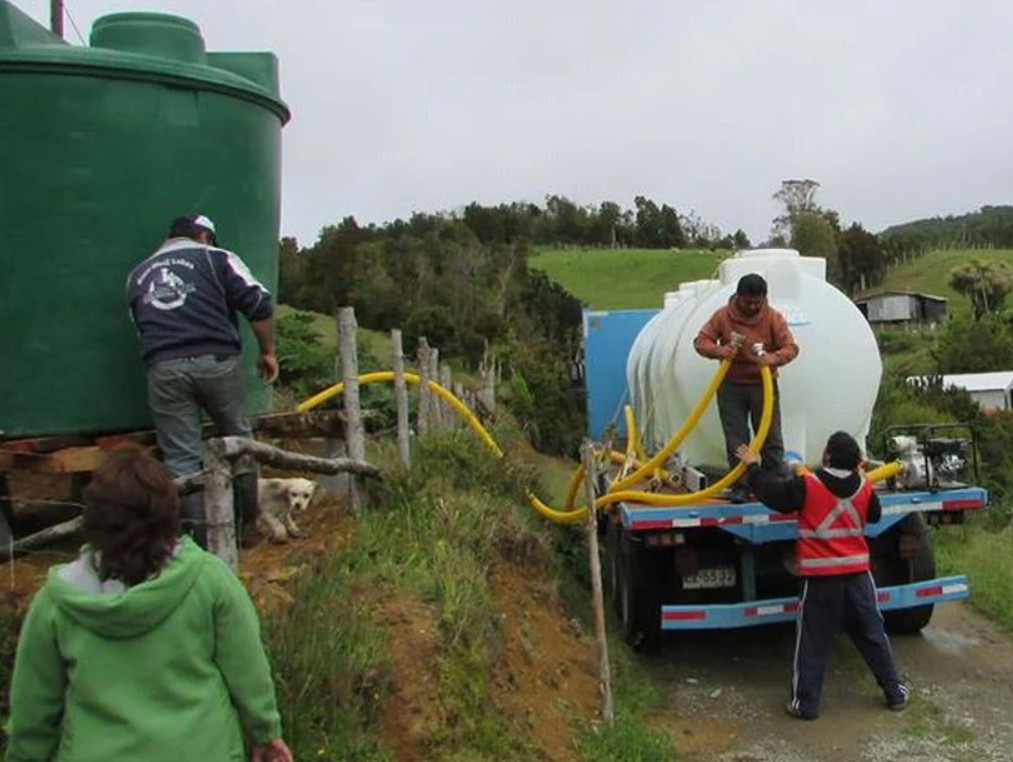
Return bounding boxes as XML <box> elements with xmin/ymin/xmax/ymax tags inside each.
<box><xmin>737</xmin><ymin>248</ymin><xmax>800</xmax><ymax>258</ymax></box>
<box><xmin>90</xmin><ymin>12</ymin><xmax>206</xmax><ymax>65</ymax></box>
<box><xmin>0</xmin><ymin>2</ymin><xmax>289</xmax><ymax>123</ymax></box>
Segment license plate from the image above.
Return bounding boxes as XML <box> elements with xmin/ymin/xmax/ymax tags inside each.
<box><xmin>683</xmin><ymin>566</ymin><xmax>737</xmax><ymax>590</ymax></box>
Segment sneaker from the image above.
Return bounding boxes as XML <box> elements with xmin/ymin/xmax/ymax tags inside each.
<box><xmin>887</xmin><ymin>684</ymin><xmax>911</xmax><ymax>712</ymax></box>
<box><xmin>785</xmin><ymin>701</ymin><xmax>818</xmax><ymax>721</ymax></box>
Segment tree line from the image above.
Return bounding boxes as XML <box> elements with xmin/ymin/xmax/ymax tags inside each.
<box><xmin>276</xmin><ymin>187</ymin><xmax>1007</xmax><ymax>455</ymax></box>
<box><xmin>776</xmin><ymin>182</ymin><xmax>1013</xmax><ymax>296</ymax></box>
<box><xmin>769</xmin><ymin>178</ymin><xmax>933</xmax><ymax>295</ymax></box>
<box><xmin>435</xmin><ymin>195</ymin><xmax>748</xmax><ymax>250</ymax></box>
<box><xmin>278</xmin><ymin>211</ymin><xmax>587</xmax><ymax>455</ymax></box>
<box><xmin>278</xmin><ymin>196</ymin><xmax>751</xmax><ymax>454</ymax></box>
<box><xmin>881</xmin><ymin>206</ymin><xmax>1013</xmax><ymax>250</ymax></box>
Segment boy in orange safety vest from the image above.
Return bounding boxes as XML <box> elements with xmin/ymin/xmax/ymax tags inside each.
<box><xmin>736</xmin><ymin>432</ymin><xmax>910</xmax><ymax>720</ymax></box>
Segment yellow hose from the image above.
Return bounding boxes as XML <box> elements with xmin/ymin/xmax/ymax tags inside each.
<box><xmin>298</xmin><ymin>371</ymin><xmax>574</xmax><ymax>519</ymax></box>
<box><xmin>593</xmin><ymin>366</ymin><xmax>774</xmax><ymax>510</ymax></box>
<box><xmin>623</xmin><ymin>405</ymin><xmax>639</xmax><ymax>473</ymax></box>
<box><xmin>296</xmin><ymin>361</ymin><xmax>770</xmax><ymax>522</ymax></box>
<box><xmin>623</xmin><ymin>405</ymin><xmax>650</xmax><ymax>465</ymax></box>
<box><xmin>297</xmin><ymin>371</ymin><xmax>503</xmax><ymax>457</ymax></box>
<box><xmin>607</xmin><ymin>359</ymin><xmax>733</xmax><ymax>493</ymax></box>
<box><xmin>296</xmin><ymin>364</ymin><xmax>894</xmax><ymax>524</ymax></box>
<box><xmin>865</xmin><ymin>460</ymin><xmax>903</xmax><ymax>483</ymax></box>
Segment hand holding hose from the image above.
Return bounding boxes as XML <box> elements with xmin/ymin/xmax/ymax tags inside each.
<box><xmin>750</xmin><ymin>342</ymin><xmax>777</xmax><ymax>366</ymax></box>
<box><xmin>717</xmin><ymin>332</ymin><xmax>746</xmax><ymax>360</ymax></box>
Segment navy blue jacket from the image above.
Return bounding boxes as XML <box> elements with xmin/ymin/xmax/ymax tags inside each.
<box><xmin>126</xmin><ymin>238</ymin><xmax>273</xmax><ymax>366</ymax></box>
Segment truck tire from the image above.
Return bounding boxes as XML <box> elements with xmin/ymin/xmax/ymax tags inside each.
<box><xmin>883</xmin><ymin>514</ymin><xmax>936</xmax><ymax>635</ymax></box>
<box><xmin>617</xmin><ymin>527</ymin><xmax>663</xmax><ymax>650</ymax></box>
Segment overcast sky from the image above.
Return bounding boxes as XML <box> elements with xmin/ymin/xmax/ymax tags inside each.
<box><xmin>19</xmin><ymin>0</ymin><xmax>1013</xmax><ymax>245</ymax></box>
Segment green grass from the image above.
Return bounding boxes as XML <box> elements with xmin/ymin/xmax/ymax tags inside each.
<box><xmin>901</xmin><ymin>695</ymin><xmax>976</xmax><ymax>747</ymax></box>
<box><xmin>265</xmin><ymin>430</ymin><xmax>680</xmax><ymax>760</ymax></box>
<box><xmin>574</xmin><ymin>645</ymin><xmax>675</xmax><ymax>761</ymax></box>
<box><xmin>265</xmin><ymin>553</ymin><xmax>393</xmax><ymax>761</ymax></box>
<box><xmin>276</xmin><ymin>304</ymin><xmax>391</xmax><ymax>358</ymax></box>
<box><xmin>867</xmin><ymin>248</ymin><xmax>1013</xmax><ymax>322</ymax></box>
<box><xmin>935</xmin><ymin>527</ymin><xmax>1013</xmax><ymax>632</ymax></box>
<box><xmin>529</xmin><ymin>246</ymin><xmax>1013</xmax><ymax>318</ymax></box>
<box><xmin>530</xmin><ymin>248</ymin><xmax>729</xmax><ymax>310</ymax></box>
<box><xmin>875</xmin><ymin>326</ymin><xmax>939</xmax><ymax>375</ymax></box>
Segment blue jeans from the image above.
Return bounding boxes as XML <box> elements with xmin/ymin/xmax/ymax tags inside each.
<box><xmin>147</xmin><ymin>355</ymin><xmax>252</xmax><ymax>543</ymax></box>
<box><xmin>147</xmin><ymin>354</ymin><xmax>252</xmax><ymax>477</ymax></box>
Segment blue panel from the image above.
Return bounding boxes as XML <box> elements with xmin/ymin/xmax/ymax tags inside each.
<box><xmin>583</xmin><ymin>308</ymin><xmax>658</xmax><ymax>438</ymax></box>
<box><xmin>619</xmin><ymin>486</ymin><xmax>988</xmax><ymax>545</ymax></box>
<box><xmin>660</xmin><ymin>575</ymin><xmax>970</xmax><ymax>630</ymax></box>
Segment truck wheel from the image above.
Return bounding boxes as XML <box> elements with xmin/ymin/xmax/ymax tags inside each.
<box><xmin>617</xmin><ymin>528</ymin><xmax>662</xmax><ymax>651</ymax></box>
<box><xmin>883</xmin><ymin>514</ymin><xmax>936</xmax><ymax>635</ymax></box>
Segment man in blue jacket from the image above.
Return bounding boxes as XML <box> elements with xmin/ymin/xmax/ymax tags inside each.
<box><xmin>127</xmin><ymin>214</ymin><xmax>277</xmax><ymax>545</ymax></box>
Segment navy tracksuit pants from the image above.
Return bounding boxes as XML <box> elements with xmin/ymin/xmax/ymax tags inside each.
<box><xmin>791</xmin><ymin>571</ymin><xmax>905</xmax><ymax>717</ymax></box>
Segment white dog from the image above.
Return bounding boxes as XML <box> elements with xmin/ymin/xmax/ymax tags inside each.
<box><xmin>257</xmin><ymin>477</ymin><xmax>318</xmax><ymax>543</ymax></box>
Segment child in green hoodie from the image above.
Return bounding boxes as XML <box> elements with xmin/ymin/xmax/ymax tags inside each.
<box><xmin>5</xmin><ymin>447</ymin><xmax>292</xmax><ymax>762</ymax></box>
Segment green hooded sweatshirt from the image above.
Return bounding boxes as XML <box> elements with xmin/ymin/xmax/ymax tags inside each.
<box><xmin>5</xmin><ymin>537</ymin><xmax>282</xmax><ymax>762</ymax></box>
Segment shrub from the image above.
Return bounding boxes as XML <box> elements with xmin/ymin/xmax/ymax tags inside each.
<box><xmin>275</xmin><ymin>312</ymin><xmax>334</xmax><ymax>399</ymax></box>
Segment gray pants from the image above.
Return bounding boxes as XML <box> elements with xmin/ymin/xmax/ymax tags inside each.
<box><xmin>717</xmin><ymin>379</ymin><xmax>784</xmax><ymax>472</ymax></box>
<box><xmin>147</xmin><ymin>355</ymin><xmax>254</xmax><ymax>545</ymax></box>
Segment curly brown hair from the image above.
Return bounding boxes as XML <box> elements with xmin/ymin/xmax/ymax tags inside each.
<box><xmin>82</xmin><ymin>446</ymin><xmax>181</xmax><ymax>586</ymax></box>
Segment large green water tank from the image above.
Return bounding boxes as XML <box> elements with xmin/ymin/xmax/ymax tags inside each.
<box><xmin>0</xmin><ymin>2</ymin><xmax>290</xmax><ymax>439</ymax></box>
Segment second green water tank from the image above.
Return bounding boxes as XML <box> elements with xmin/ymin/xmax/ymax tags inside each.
<box><xmin>0</xmin><ymin>2</ymin><xmax>290</xmax><ymax>438</ymax></box>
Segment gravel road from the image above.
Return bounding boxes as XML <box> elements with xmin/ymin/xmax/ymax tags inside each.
<box><xmin>647</xmin><ymin>601</ymin><xmax>1013</xmax><ymax>762</ymax></box>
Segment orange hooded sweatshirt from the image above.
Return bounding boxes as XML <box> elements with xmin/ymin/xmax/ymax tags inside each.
<box><xmin>693</xmin><ymin>296</ymin><xmax>799</xmax><ymax>383</ymax></box>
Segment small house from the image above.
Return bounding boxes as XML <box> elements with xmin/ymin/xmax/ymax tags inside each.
<box><xmin>854</xmin><ymin>291</ymin><xmax>948</xmax><ymax>326</ymax></box>
<box><xmin>907</xmin><ymin>372</ymin><xmax>1013</xmax><ymax>411</ymax></box>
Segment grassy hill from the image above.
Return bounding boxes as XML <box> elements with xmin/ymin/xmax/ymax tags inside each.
<box><xmin>866</xmin><ymin>248</ymin><xmax>1013</xmax><ymax>323</ymax></box>
<box><xmin>530</xmin><ymin>246</ymin><xmax>1013</xmax><ymax>319</ymax></box>
<box><xmin>276</xmin><ymin>304</ymin><xmax>391</xmax><ymax>358</ymax></box>
<box><xmin>528</xmin><ymin>246</ymin><xmax>1013</xmax><ymax>376</ymax></box>
<box><xmin>529</xmin><ymin>247</ymin><xmax>729</xmax><ymax>310</ymax></box>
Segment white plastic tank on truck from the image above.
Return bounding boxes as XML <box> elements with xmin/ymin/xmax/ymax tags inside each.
<box><xmin>583</xmin><ymin>248</ymin><xmax>988</xmax><ymax>648</ymax></box>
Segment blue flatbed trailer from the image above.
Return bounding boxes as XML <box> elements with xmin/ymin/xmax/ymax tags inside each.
<box><xmin>605</xmin><ymin>486</ymin><xmax>987</xmax><ymax>646</ymax></box>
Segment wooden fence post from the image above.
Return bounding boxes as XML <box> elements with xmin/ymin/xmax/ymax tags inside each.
<box><xmin>439</xmin><ymin>363</ymin><xmax>453</xmax><ymax>432</ymax></box>
<box><xmin>417</xmin><ymin>337</ymin><xmax>432</xmax><ymax>438</ymax></box>
<box><xmin>430</xmin><ymin>347</ymin><xmax>443</xmax><ymax>431</ymax></box>
<box><xmin>339</xmin><ymin>307</ymin><xmax>365</xmax><ymax>512</ymax></box>
<box><xmin>205</xmin><ymin>438</ymin><xmax>239</xmax><ymax>572</ymax></box>
<box><xmin>392</xmin><ymin>328</ymin><xmax>411</xmax><ymax>467</ymax></box>
<box><xmin>452</xmin><ymin>381</ymin><xmax>465</xmax><ymax>432</ymax></box>
<box><xmin>581</xmin><ymin>440</ymin><xmax>614</xmax><ymax>726</ymax></box>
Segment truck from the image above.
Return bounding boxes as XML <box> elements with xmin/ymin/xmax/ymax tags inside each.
<box><xmin>584</xmin><ymin>248</ymin><xmax>988</xmax><ymax>648</ymax></box>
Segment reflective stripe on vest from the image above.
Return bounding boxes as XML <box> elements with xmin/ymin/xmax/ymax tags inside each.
<box><xmin>798</xmin><ymin>553</ymin><xmax>870</xmax><ymax>570</ymax></box>
<box><xmin>797</xmin><ymin>472</ymin><xmax>872</xmax><ymax>576</ymax></box>
<box><xmin>797</xmin><ymin>495</ymin><xmax>865</xmax><ymax>539</ymax></box>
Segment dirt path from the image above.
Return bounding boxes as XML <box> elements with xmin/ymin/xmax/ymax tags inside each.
<box><xmin>648</xmin><ymin>601</ymin><xmax>1013</xmax><ymax>761</ymax></box>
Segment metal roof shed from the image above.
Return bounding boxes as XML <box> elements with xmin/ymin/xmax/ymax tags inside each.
<box><xmin>907</xmin><ymin>372</ymin><xmax>1013</xmax><ymax>411</ymax></box>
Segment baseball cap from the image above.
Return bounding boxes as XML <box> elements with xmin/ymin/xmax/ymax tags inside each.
<box><xmin>168</xmin><ymin>213</ymin><xmax>217</xmax><ymax>244</ymax></box>
<box><xmin>190</xmin><ymin>214</ymin><xmax>216</xmax><ymax>236</ymax></box>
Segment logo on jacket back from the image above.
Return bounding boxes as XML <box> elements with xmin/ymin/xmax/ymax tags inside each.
<box><xmin>143</xmin><ymin>266</ymin><xmax>196</xmax><ymax>311</ymax></box>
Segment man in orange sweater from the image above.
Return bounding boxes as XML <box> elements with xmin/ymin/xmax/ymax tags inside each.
<box><xmin>694</xmin><ymin>273</ymin><xmax>799</xmax><ymax>502</ymax></box>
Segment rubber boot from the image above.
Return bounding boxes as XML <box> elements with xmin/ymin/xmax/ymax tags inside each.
<box><xmin>180</xmin><ymin>491</ymin><xmax>208</xmax><ymax>549</ymax></box>
<box><xmin>232</xmin><ymin>471</ymin><xmax>259</xmax><ymax>549</ymax></box>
